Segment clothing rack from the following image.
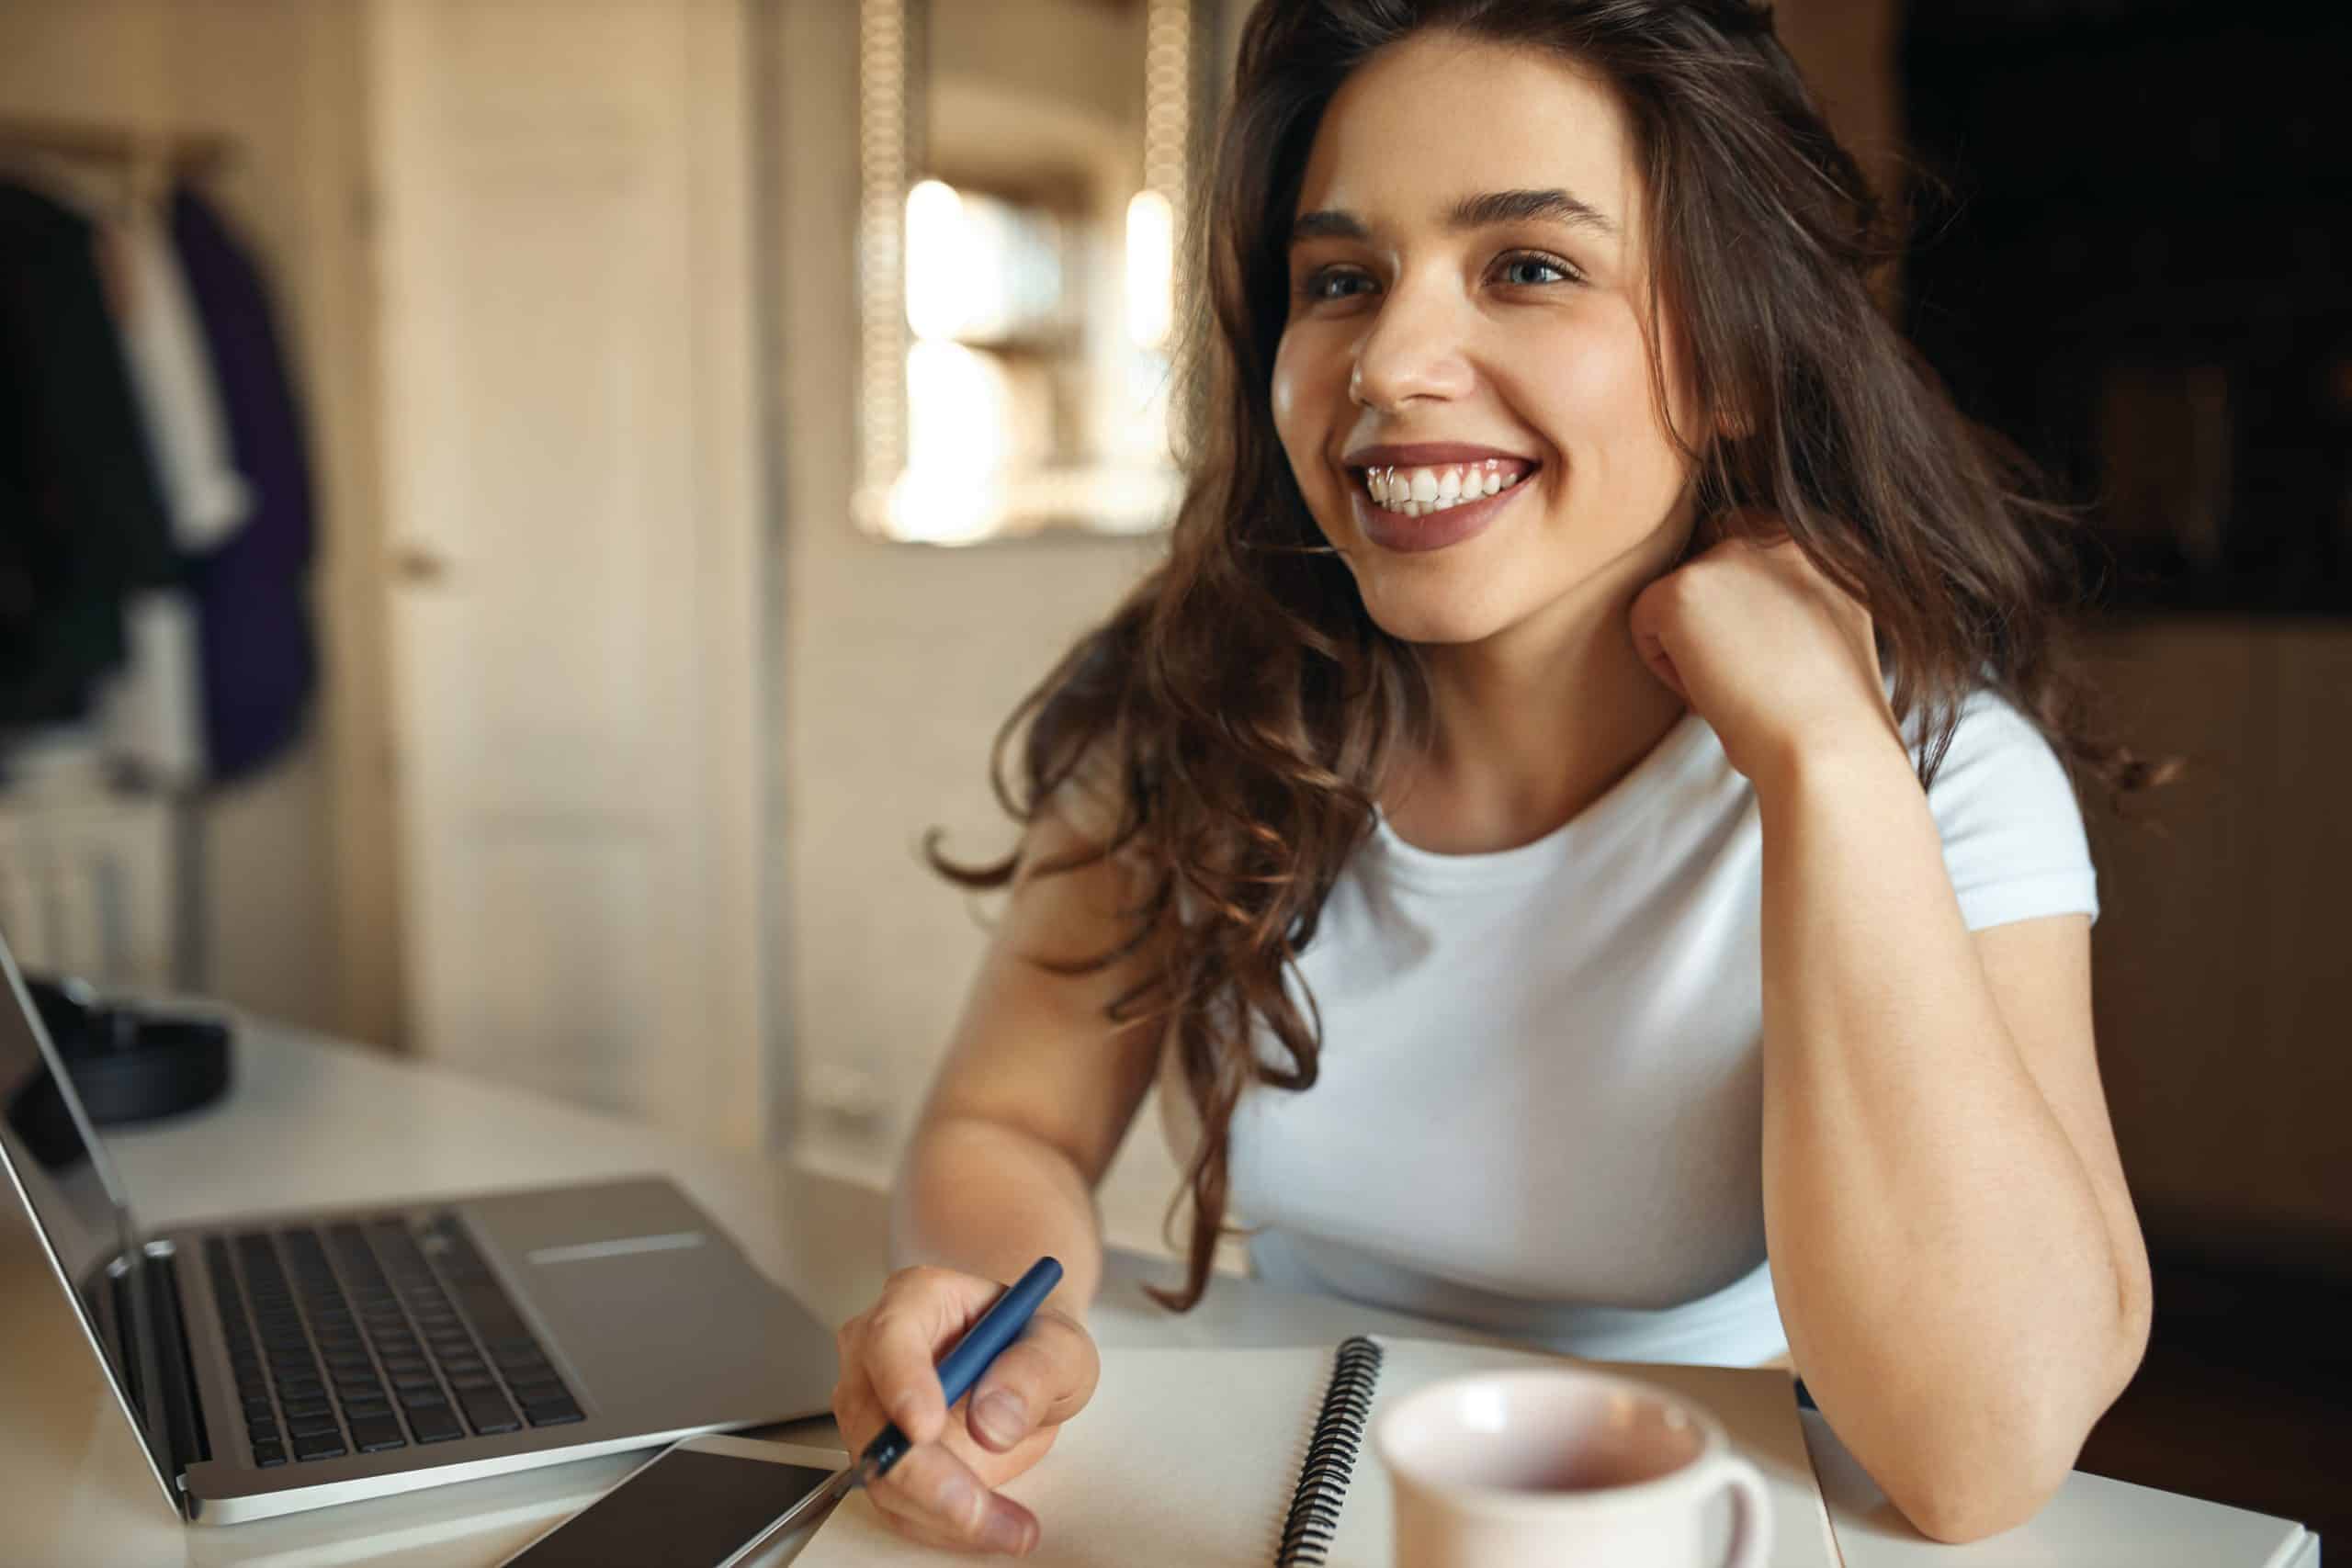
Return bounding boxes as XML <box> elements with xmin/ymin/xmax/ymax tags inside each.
<box><xmin>0</xmin><ymin>114</ymin><xmax>233</xmax><ymax>170</ymax></box>
<box><xmin>0</xmin><ymin>115</ymin><xmax>239</xmax><ymax>995</ymax></box>
<box><xmin>0</xmin><ymin>115</ymin><xmax>235</xmax><ymax>205</ymax></box>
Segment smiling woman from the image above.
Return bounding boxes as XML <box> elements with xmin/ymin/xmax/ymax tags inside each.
<box><xmin>823</xmin><ymin>1</ymin><xmax>2171</xmax><ymax>1557</ymax></box>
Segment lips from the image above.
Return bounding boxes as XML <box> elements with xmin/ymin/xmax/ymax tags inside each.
<box><xmin>1347</xmin><ymin>465</ymin><xmax>1534</xmax><ymax>555</ymax></box>
<box><xmin>1342</xmin><ymin>442</ymin><xmax>1539</xmax><ymax>474</ymax></box>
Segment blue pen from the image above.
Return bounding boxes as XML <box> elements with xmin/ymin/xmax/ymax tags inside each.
<box><xmin>824</xmin><ymin>1257</ymin><xmax>1065</xmax><ymax>1505</ymax></box>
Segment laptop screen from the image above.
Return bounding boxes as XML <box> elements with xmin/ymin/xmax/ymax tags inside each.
<box><xmin>0</xmin><ymin>934</ymin><xmax>178</xmax><ymax>1506</ymax></box>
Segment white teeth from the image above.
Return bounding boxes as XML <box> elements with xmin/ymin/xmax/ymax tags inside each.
<box><xmin>1358</xmin><ymin>461</ymin><xmax>1528</xmax><ymax>515</ymax></box>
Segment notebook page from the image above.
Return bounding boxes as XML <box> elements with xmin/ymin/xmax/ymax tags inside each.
<box><xmin>791</xmin><ymin>1338</ymin><xmax>1837</xmax><ymax>1568</ymax></box>
<box><xmin>793</xmin><ymin>1346</ymin><xmax>1337</xmax><ymax>1567</ymax></box>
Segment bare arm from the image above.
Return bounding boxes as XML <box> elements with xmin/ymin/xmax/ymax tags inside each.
<box><xmin>1758</xmin><ymin>737</ymin><xmax>2153</xmax><ymax>1544</ymax></box>
<box><xmin>831</xmin><ymin>778</ymin><xmax>1170</xmax><ymax>1556</ymax></box>
<box><xmin>889</xmin><ymin>780</ymin><xmax>1169</xmax><ymax>1322</ymax></box>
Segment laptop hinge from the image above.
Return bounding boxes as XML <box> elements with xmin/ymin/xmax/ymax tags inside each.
<box><xmin>100</xmin><ymin>1247</ymin><xmax>210</xmax><ymax>1497</ymax></box>
<box><xmin>142</xmin><ymin>1242</ymin><xmax>211</xmax><ymax>1483</ymax></box>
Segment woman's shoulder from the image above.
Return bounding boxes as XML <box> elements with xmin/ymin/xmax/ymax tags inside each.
<box><xmin>1908</xmin><ymin>683</ymin><xmax>2101</xmax><ymax>930</ymax></box>
<box><xmin>1909</xmin><ymin>684</ymin><xmax>2069</xmax><ymax>792</ymax></box>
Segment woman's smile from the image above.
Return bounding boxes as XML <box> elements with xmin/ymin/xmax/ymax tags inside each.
<box><xmin>1348</xmin><ymin>457</ymin><xmax>1538</xmax><ymax>554</ymax></box>
<box><xmin>1340</xmin><ymin>441</ymin><xmax>1543</xmax><ymax>555</ymax></box>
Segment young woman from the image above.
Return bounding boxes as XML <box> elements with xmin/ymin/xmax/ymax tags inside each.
<box><xmin>829</xmin><ymin>0</ymin><xmax>2161</xmax><ymax>1555</ymax></box>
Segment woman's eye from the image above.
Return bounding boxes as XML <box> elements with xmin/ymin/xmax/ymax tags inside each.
<box><xmin>1496</xmin><ymin>252</ymin><xmax>1577</xmax><ymax>287</ymax></box>
<box><xmin>1297</xmin><ymin>266</ymin><xmax>1370</xmax><ymax>302</ymax></box>
<box><xmin>1295</xmin><ymin>253</ymin><xmax>1580</xmax><ymax>302</ymax></box>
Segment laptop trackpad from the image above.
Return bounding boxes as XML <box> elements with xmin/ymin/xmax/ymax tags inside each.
<box><xmin>451</xmin><ymin>1178</ymin><xmax>801</xmax><ymax>1420</ymax></box>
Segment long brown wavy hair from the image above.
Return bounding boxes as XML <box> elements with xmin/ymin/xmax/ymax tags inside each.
<box><xmin>929</xmin><ymin>0</ymin><xmax>2171</xmax><ymax>1314</ymax></box>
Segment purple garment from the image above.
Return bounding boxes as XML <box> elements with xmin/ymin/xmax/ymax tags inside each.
<box><xmin>167</xmin><ymin>186</ymin><xmax>316</xmax><ymax>782</ymax></box>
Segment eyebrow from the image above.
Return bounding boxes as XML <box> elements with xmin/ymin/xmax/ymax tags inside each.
<box><xmin>1288</xmin><ymin>187</ymin><xmax>1620</xmax><ymax>249</ymax></box>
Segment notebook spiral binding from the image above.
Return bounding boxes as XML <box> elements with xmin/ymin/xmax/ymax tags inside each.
<box><xmin>1274</xmin><ymin>1335</ymin><xmax>1385</xmax><ymax>1566</ymax></box>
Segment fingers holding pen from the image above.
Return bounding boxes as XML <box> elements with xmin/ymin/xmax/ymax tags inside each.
<box><xmin>964</xmin><ymin>1307</ymin><xmax>1098</xmax><ymax>1453</ymax></box>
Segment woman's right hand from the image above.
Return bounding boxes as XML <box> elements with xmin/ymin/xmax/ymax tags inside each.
<box><xmin>831</xmin><ymin>1264</ymin><xmax>1103</xmax><ymax>1557</ymax></box>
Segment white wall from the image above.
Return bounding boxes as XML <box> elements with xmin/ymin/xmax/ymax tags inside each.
<box><xmin>0</xmin><ymin>0</ymin><xmax>398</xmax><ymax>1044</ymax></box>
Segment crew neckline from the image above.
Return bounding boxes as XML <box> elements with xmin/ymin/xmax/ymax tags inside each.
<box><xmin>1369</xmin><ymin>710</ymin><xmax>1723</xmax><ymax>890</ymax></box>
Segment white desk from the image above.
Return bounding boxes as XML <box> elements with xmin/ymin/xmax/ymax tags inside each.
<box><xmin>0</xmin><ymin>1022</ymin><xmax>2320</xmax><ymax>1567</ymax></box>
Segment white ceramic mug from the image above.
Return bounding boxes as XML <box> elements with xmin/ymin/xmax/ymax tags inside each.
<box><xmin>1373</xmin><ymin>1368</ymin><xmax>1772</xmax><ymax>1568</ymax></box>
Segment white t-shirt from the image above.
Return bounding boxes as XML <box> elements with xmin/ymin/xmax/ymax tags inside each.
<box><xmin>1156</xmin><ymin>689</ymin><xmax>2098</xmax><ymax>1367</ymax></box>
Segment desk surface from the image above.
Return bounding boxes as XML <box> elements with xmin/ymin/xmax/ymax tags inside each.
<box><xmin>0</xmin><ymin>1022</ymin><xmax>2320</xmax><ymax>1568</ymax></box>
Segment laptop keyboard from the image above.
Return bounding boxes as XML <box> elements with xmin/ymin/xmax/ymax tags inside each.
<box><xmin>203</xmin><ymin>1213</ymin><xmax>583</xmax><ymax>1467</ymax></box>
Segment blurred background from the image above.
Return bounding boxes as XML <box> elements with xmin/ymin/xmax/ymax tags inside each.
<box><xmin>1</xmin><ymin>0</ymin><xmax>2344</xmax><ymax>1541</ymax></box>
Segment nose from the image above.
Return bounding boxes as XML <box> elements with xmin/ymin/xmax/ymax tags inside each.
<box><xmin>1349</xmin><ymin>279</ymin><xmax>1476</xmax><ymax>411</ymax></box>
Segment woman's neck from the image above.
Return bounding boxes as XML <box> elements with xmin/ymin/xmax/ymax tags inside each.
<box><xmin>1381</xmin><ymin>543</ymin><xmax>1692</xmax><ymax>857</ymax></box>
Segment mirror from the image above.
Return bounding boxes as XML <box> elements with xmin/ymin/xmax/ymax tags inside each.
<box><xmin>854</xmin><ymin>0</ymin><xmax>1220</xmax><ymax>545</ymax></box>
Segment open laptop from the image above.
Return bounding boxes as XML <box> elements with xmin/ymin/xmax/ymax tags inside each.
<box><xmin>0</xmin><ymin>930</ymin><xmax>840</xmax><ymax>1525</ymax></box>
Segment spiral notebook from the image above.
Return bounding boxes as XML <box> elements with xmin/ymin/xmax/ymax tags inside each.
<box><xmin>793</xmin><ymin>1335</ymin><xmax>1839</xmax><ymax>1567</ymax></box>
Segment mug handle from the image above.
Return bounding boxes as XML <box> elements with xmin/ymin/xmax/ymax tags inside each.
<box><xmin>1708</xmin><ymin>1452</ymin><xmax>1774</xmax><ymax>1568</ymax></box>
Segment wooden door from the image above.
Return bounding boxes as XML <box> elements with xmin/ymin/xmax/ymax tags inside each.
<box><xmin>371</xmin><ymin>0</ymin><xmax>766</xmax><ymax>1145</ymax></box>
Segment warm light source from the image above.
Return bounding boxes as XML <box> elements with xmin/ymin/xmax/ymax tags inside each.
<box><xmin>1125</xmin><ymin>189</ymin><xmax>1175</xmax><ymax>350</ymax></box>
<box><xmin>906</xmin><ymin>178</ymin><xmax>1064</xmax><ymax>344</ymax></box>
<box><xmin>894</xmin><ymin>340</ymin><xmax>1012</xmax><ymax>543</ymax></box>
<box><xmin>903</xmin><ymin>179</ymin><xmax>968</xmax><ymax>342</ymax></box>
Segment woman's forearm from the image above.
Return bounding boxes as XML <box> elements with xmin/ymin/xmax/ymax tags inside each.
<box><xmin>1755</xmin><ymin>735</ymin><xmax>2137</xmax><ymax>1542</ymax></box>
<box><xmin>889</xmin><ymin>1113</ymin><xmax>1108</xmax><ymax>1321</ymax></box>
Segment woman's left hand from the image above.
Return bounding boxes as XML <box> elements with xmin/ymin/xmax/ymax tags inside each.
<box><xmin>1627</xmin><ymin>515</ymin><xmax>1903</xmax><ymax>784</ymax></box>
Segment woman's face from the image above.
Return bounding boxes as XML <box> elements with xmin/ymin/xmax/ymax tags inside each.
<box><xmin>1272</xmin><ymin>30</ymin><xmax>1702</xmax><ymax>649</ymax></box>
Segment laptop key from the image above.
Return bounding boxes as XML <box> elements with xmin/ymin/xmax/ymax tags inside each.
<box><xmin>348</xmin><ymin>1416</ymin><xmax>407</xmax><ymax>1453</ymax></box>
<box><xmin>292</xmin><ymin>1431</ymin><xmax>347</xmax><ymax>1461</ymax></box>
<box><xmin>507</xmin><ymin>1379</ymin><xmax>566</xmax><ymax>1407</ymax></box>
<box><xmin>408</xmin><ymin>1404</ymin><xmax>464</xmax><ymax>1443</ymax></box>
<box><xmin>521</xmin><ymin>1396</ymin><xmax>584</xmax><ymax>1427</ymax></box>
<box><xmin>398</xmin><ymin>1387</ymin><xmax>448</xmax><ymax>1408</ymax></box>
<box><xmin>247</xmin><ymin>1418</ymin><xmax>279</xmax><ymax>1443</ymax></box>
<box><xmin>281</xmin><ymin>1395</ymin><xmax>331</xmax><ymax>1418</ymax></box>
<box><xmin>252</xmin><ymin>1440</ymin><xmax>288</xmax><ymax>1467</ymax></box>
<box><xmin>241</xmin><ymin>1395</ymin><xmax>273</xmax><ymax>1420</ymax></box>
<box><xmin>288</xmin><ymin>1413</ymin><xmax>341</xmax><ymax>1438</ymax></box>
<box><xmin>458</xmin><ymin>1389</ymin><xmax>521</xmax><ymax>1435</ymax></box>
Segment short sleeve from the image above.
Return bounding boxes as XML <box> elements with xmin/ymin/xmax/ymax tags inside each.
<box><xmin>1916</xmin><ymin>689</ymin><xmax>2100</xmax><ymax>931</ymax></box>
